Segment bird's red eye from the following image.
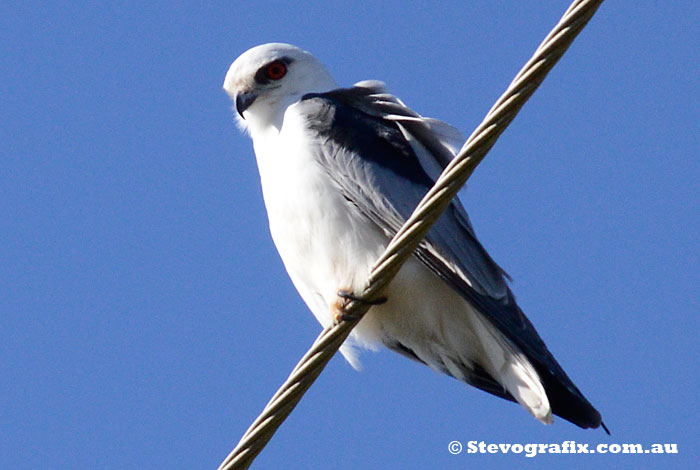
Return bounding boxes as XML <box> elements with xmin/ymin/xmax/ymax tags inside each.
<box><xmin>265</xmin><ymin>61</ymin><xmax>287</xmax><ymax>80</ymax></box>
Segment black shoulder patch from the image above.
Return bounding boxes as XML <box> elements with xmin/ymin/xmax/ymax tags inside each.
<box><xmin>300</xmin><ymin>90</ymin><xmax>434</xmax><ymax>188</ymax></box>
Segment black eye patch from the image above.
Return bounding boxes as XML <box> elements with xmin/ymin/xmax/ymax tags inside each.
<box><xmin>254</xmin><ymin>57</ymin><xmax>294</xmax><ymax>84</ymax></box>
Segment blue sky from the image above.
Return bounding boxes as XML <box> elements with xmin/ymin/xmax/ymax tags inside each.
<box><xmin>2</xmin><ymin>1</ymin><xmax>698</xmax><ymax>469</ymax></box>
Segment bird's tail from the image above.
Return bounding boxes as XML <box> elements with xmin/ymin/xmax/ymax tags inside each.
<box><xmin>469</xmin><ymin>312</ymin><xmax>553</xmax><ymax>424</ymax></box>
<box><xmin>467</xmin><ymin>311</ymin><xmax>605</xmax><ymax>431</ymax></box>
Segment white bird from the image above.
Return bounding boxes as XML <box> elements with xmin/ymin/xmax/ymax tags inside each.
<box><xmin>223</xmin><ymin>43</ymin><xmax>605</xmax><ymax>431</ymax></box>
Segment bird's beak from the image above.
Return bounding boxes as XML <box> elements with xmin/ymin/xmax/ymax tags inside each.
<box><xmin>235</xmin><ymin>91</ymin><xmax>258</xmax><ymax>119</ymax></box>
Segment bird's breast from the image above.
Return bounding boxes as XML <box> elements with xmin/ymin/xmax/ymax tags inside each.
<box><xmin>252</xmin><ymin>120</ymin><xmax>387</xmax><ymax>309</ymax></box>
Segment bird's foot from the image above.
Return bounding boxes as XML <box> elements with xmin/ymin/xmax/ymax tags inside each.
<box><xmin>332</xmin><ymin>289</ymin><xmax>387</xmax><ymax>323</ymax></box>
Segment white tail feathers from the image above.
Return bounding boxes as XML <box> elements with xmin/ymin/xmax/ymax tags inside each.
<box><xmin>470</xmin><ymin>313</ymin><xmax>553</xmax><ymax>424</ymax></box>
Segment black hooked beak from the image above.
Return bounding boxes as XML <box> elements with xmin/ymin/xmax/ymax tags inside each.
<box><xmin>235</xmin><ymin>92</ymin><xmax>258</xmax><ymax>119</ymax></box>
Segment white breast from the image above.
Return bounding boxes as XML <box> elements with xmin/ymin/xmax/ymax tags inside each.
<box><xmin>250</xmin><ymin>107</ymin><xmax>387</xmax><ymax>330</ymax></box>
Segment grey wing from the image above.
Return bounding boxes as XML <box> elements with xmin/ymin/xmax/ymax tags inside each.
<box><xmin>301</xmin><ymin>83</ymin><xmax>510</xmax><ymax>301</ymax></box>
<box><xmin>297</xmin><ymin>84</ymin><xmax>603</xmax><ymax>430</ymax></box>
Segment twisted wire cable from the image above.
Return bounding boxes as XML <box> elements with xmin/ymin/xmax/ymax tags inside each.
<box><xmin>219</xmin><ymin>1</ymin><xmax>605</xmax><ymax>468</ymax></box>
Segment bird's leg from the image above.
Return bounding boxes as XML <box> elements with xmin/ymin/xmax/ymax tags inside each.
<box><xmin>331</xmin><ymin>289</ymin><xmax>388</xmax><ymax>323</ymax></box>
<box><xmin>332</xmin><ymin>289</ymin><xmax>388</xmax><ymax>323</ymax></box>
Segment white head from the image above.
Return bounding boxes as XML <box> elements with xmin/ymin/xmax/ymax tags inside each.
<box><xmin>223</xmin><ymin>43</ymin><xmax>337</xmax><ymax>133</ymax></box>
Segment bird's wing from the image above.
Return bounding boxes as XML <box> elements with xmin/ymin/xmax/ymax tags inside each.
<box><xmin>296</xmin><ymin>83</ymin><xmax>602</xmax><ymax>429</ymax></box>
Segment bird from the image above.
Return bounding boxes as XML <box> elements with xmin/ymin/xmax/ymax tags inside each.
<box><xmin>223</xmin><ymin>42</ymin><xmax>606</xmax><ymax>432</ymax></box>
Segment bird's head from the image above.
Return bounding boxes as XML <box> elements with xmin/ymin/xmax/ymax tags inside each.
<box><xmin>223</xmin><ymin>43</ymin><xmax>336</xmax><ymax>133</ymax></box>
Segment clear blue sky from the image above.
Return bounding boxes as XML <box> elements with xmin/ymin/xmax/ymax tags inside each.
<box><xmin>2</xmin><ymin>1</ymin><xmax>698</xmax><ymax>469</ymax></box>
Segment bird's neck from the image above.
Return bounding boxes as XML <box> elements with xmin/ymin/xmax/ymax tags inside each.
<box><xmin>246</xmin><ymin>93</ymin><xmax>302</xmax><ymax>137</ymax></box>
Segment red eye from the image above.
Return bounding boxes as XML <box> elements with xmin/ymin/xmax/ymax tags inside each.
<box><xmin>265</xmin><ymin>60</ymin><xmax>287</xmax><ymax>80</ymax></box>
